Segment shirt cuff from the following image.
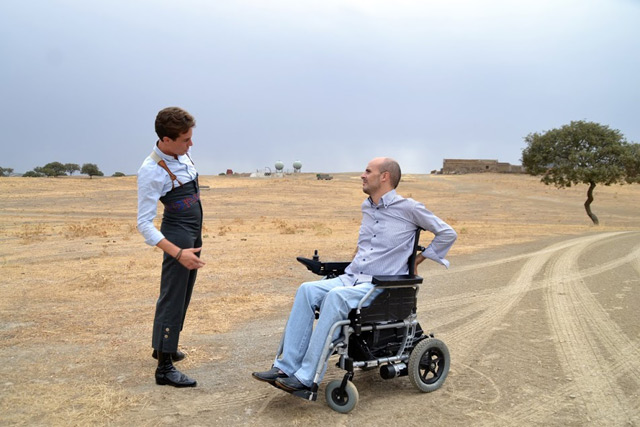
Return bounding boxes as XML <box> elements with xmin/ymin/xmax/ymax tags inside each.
<box><xmin>421</xmin><ymin>247</ymin><xmax>450</xmax><ymax>269</ymax></box>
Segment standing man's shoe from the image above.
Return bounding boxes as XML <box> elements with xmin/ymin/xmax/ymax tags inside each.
<box><xmin>252</xmin><ymin>367</ymin><xmax>288</xmax><ymax>383</ymax></box>
<box><xmin>155</xmin><ymin>351</ymin><xmax>197</xmax><ymax>388</ymax></box>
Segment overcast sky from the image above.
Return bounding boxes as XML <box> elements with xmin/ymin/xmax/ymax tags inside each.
<box><xmin>1</xmin><ymin>0</ymin><xmax>638</xmax><ymax>175</ymax></box>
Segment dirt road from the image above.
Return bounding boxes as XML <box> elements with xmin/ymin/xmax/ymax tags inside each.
<box><xmin>123</xmin><ymin>231</ymin><xmax>640</xmax><ymax>426</ymax></box>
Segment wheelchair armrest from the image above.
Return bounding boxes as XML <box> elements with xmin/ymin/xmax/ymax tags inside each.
<box><xmin>372</xmin><ymin>274</ymin><xmax>423</xmax><ymax>287</ymax></box>
<box><xmin>323</xmin><ymin>262</ymin><xmax>350</xmax><ymax>276</ymax></box>
<box><xmin>296</xmin><ymin>257</ymin><xmax>350</xmax><ymax>277</ymax></box>
<box><xmin>296</xmin><ymin>257</ymin><xmax>323</xmax><ymax>275</ymax></box>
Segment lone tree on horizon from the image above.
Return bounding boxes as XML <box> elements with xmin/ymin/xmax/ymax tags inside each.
<box><xmin>81</xmin><ymin>163</ymin><xmax>104</xmax><ymax>178</ymax></box>
<box><xmin>521</xmin><ymin>120</ymin><xmax>639</xmax><ymax>225</ymax></box>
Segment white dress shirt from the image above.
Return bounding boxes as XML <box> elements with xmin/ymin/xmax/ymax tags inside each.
<box><xmin>136</xmin><ymin>145</ymin><xmax>198</xmax><ymax>246</ymax></box>
<box><xmin>341</xmin><ymin>189</ymin><xmax>457</xmax><ymax>285</ymax></box>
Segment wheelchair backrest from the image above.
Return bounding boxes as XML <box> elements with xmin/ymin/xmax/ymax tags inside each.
<box><xmin>407</xmin><ymin>228</ymin><xmax>423</xmax><ymax>275</ymax></box>
<box><xmin>354</xmin><ymin>228</ymin><xmax>425</xmax><ymax>325</ymax></box>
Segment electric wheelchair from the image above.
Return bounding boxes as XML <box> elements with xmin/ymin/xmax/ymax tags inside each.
<box><xmin>279</xmin><ymin>229</ymin><xmax>450</xmax><ymax>413</ymax></box>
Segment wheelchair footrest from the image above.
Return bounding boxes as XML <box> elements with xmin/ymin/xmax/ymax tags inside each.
<box><xmin>291</xmin><ymin>389</ymin><xmax>318</xmax><ymax>401</ymax></box>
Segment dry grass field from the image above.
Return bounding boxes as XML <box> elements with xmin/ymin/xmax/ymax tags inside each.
<box><xmin>1</xmin><ymin>172</ymin><xmax>639</xmax><ymax>425</ymax></box>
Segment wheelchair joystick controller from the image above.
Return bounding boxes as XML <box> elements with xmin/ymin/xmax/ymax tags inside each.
<box><xmin>313</xmin><ymin>250</ymin><xmax>319</xmax><ymax>262</ymax></box>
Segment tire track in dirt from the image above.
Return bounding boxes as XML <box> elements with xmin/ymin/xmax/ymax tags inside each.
<box><xmin>542</xmin><ymin>234</ymin><xmax>640</xmax><ymax>424</ymax></box>
<box><xmin>427</xmin><ymin>235</ymin><xmax>615</xmax><ymax>278</ymax></box>
<box><xmin>424</xmin><ymin>241</ymin><xmax>640</xmax><ymax>332</ymax></box>
<box><xmin>475</xmin><ymin>232</ymin><xmax>640</xmax><ymax>426</ymax></box>
<box><xmin>565</xmin><ymin>240</ymin><xmax>640</xmax><ymax>382</ymax></box>
<box><xmin>192</xmin><ymin>390</ymin><xmax>274</xmax><ymax>410</ymax></box>
<box><xmin>444</xmin><ymin>233</ymin><xmax>621</xmax><ymax>363</ymax></box>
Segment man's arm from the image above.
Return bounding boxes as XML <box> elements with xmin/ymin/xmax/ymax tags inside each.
<box><xmin>137</xmin><ymin>165</ymin><xmax>166</xmax><ymax>246</ymax></box>
<box><xmin>411</xmin><ymin>202</ymin><xmax>457</xmax><ymax>269</ymax></box>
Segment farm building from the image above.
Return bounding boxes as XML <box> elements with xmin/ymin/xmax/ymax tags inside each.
<box><xmin>441</xmin><ymin>159</ymin><xmax>523</xmax><ymax>174</ymax></box>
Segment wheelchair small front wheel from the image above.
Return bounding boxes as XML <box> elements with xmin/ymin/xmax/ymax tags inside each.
<box><xmin>408</xmin><ymin>337</ymin><xmax>450</xmax><ymax>393</ymax></box>
<box><xmin>325</xmin><ymin>380</ymin><xmax>359</xmax><ymax>413</ymax></box>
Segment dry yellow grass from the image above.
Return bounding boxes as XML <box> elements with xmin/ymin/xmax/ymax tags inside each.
<box><xmin>0</xmin><ymin>172</ymin><xmax>638</xmax><ymax>424</ymax></box>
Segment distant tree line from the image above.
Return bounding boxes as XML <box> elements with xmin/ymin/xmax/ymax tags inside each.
<box><xmin>0</xmin><ymin>162</ymin><xmax>132</xmax><ymax>178</ymax></box>
<box><xmin>0</xmin><ymin>162</ymin><xmax>127</xmax><ymax>178</ymax></box>
<box><xmin>18</xmin><ymin>162</ymin><xmax>104</xmax><ymax>178</ymax></box>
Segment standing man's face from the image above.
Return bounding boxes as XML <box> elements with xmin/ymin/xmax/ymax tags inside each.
<box><xmin>361</xmin><ymin>159</ymin><xmax>385</xmax><ymax>196</ymax></box>
<box><xmin>161</xmin><ymin>128</ymin><xmax>193</xmax><ymax>157</ymax></box>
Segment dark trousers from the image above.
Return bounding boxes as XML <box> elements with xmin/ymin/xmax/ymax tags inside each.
<box><xmin>152</xmin><ymin>181</ymin><xmax>202</xmax><ymax>352</ymax></box>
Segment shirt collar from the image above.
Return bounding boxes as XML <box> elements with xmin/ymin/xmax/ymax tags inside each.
<box><xmin>153</xmin><ymin>142</ymin><xmax>174</xmax><ymax>161</ymax></box>
<box><xmin>368</xmin><ymin>189</ymin><xmax>397</xmax><ymax>208</ymax></box>
<box><xmin>153</xmin><ymin>142</ymin><xmax>188</xmax><ymax>162</ymax></box>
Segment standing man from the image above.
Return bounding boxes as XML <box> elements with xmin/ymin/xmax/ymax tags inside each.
<box><xmin>137</xmin><ymin>107</ymin><xmax>205</xmax><ymax>388</ymax></box>
<box><xmin>252</xmin><ymin>157</ymin><xmax>457</xmax><ymax>395</ymax></box>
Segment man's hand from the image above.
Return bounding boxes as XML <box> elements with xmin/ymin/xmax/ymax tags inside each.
<box><xmin>414</xmin><ymin>253</ymin><xmax>426</xmax><ymax>275</ymax></box>
<box><xmin>179</xmin><ymin>247</ymin><xmax>205</xmax><ymax>270</ymax></box>
<box><xmin>157</xmin><ymin>239</ymin><xmax>206</xmax><ymax>271</ymax></box>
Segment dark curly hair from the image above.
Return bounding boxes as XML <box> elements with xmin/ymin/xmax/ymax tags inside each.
<box><xmin>155</xmin><ymin>107</ymin><xmax>196</xmax><ymax>140</ymax></box>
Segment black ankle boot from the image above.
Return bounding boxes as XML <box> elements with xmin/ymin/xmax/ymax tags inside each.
<box><xmin>152</xmin><ymin>349</ymin><xmax>186</xmax><ymax>362</ymax></box>
<box><xmin>155</xmin><ymin>351</ymin><xmax>197</xmax><ymax>388</ymax></box>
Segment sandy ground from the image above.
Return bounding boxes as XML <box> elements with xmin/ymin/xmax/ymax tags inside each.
<box><xmin>0</xmin><ymin>172</ymin><xmax>639</xmax><ymax>426</ymax></box>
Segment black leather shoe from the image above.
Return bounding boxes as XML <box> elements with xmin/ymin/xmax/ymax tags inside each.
<box><xmin>155</xmin><ymin>351</ymin><xmax>196</xmax><ymax>388</ymax></box>
<box><xmin>275</xmin><ymin>376</ymin><xmax>310</xmax><ymax>392</ymax></box>
<box><xmin>152</xmin><ymin>349</ymin><xmax>186</xmax><ymax>362</ymax></box>
<box><xmin>155</xmin><ymin>367</ymin><xmax>197</xmax><ymax>388</ymax></box>
<box><xmin>252</xmin><ymin>367</ymin><xmax>288</xmax><ymax>383</ymax></box>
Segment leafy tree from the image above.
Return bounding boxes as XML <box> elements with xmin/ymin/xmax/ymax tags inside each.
<box><xmin>23</xmin><ymin>170</ymin><xmax>44</xmax><ymax>177</ymax></box>
<box><xmin>34</xmin><ymin>161</ymin><xmax>67</xmax><ymax>177</ymax></box>
<box><xmin>81</xmin><ymin>163</ymin><xmax>104</xmax><ymax>178</ymax></box>
<box><xmin>0</xmin><ymin>167</ymin><xmax>14</xmax><ymax>177</ymax></box>
<box><xmin>112</xmin><ymin>171</ymin><xmax>126</xmax><ymax>177</ymax></box>
<box><xmin>622</xmin><ymin>143</ymin><xmax>640</xmax><ymax>179</ymax></box>
<box><xmin>64</xmin><ymin>163</ymin><xmax>80</xmax><ymax>175</ymax></box>
<box><xmin>522</xmin><ymin>120</ymin><xmax>639</xmax><ymax>225</ymax></box>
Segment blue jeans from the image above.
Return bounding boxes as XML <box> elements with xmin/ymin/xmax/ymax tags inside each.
<box><xmin>273</xmin><ymin>277</ymin><xmax>376</xmax><ymax>387</ymax></box>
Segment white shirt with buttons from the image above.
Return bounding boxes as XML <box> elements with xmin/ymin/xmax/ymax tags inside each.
<box><xmin>341</xmin><ymin>189</ymin><xmax>457</xmax><ymax>285</ymax></box>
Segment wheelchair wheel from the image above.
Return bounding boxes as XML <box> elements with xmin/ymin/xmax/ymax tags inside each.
<box><xmin>325</xmin><ymin>380</ymin><xmax>359</xmax><ymax>414</ymax></box>
<box><xmin>408</xmin><ymin>337</ymin><xmax>450</xmax><ymax>393</ymax></box>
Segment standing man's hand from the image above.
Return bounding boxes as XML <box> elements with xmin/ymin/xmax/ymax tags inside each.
<box><xmin>157</xmin><ymin>239</ymin><xmax>206</xmax><ymax>271</ymax></box>
<box><xmin>178</xmin><ymin>247</ymin><xmax>205</xmax><ymax>270</ymax></box>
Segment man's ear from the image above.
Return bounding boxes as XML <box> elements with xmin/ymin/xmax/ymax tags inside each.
<box><xmin>161</xmin><ymin>136</ymin><xmax>173</xmax><ymax>144</ymax></box>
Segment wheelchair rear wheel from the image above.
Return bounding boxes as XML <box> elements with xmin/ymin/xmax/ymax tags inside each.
<box><xmin>325</xmin><ymin>380</ymin><xmax>359</xmax><ymax>413</ymax></box>
<box><xmin>408</xmin><ymin>337</ymin><xmax>450</xmax><ymax>392</ymax></box>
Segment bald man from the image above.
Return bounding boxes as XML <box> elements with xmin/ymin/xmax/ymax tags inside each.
<box><xmin>252</xmin><ymin>157</ymin><xmax>457</xmax><ymax>395</ymax></box>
